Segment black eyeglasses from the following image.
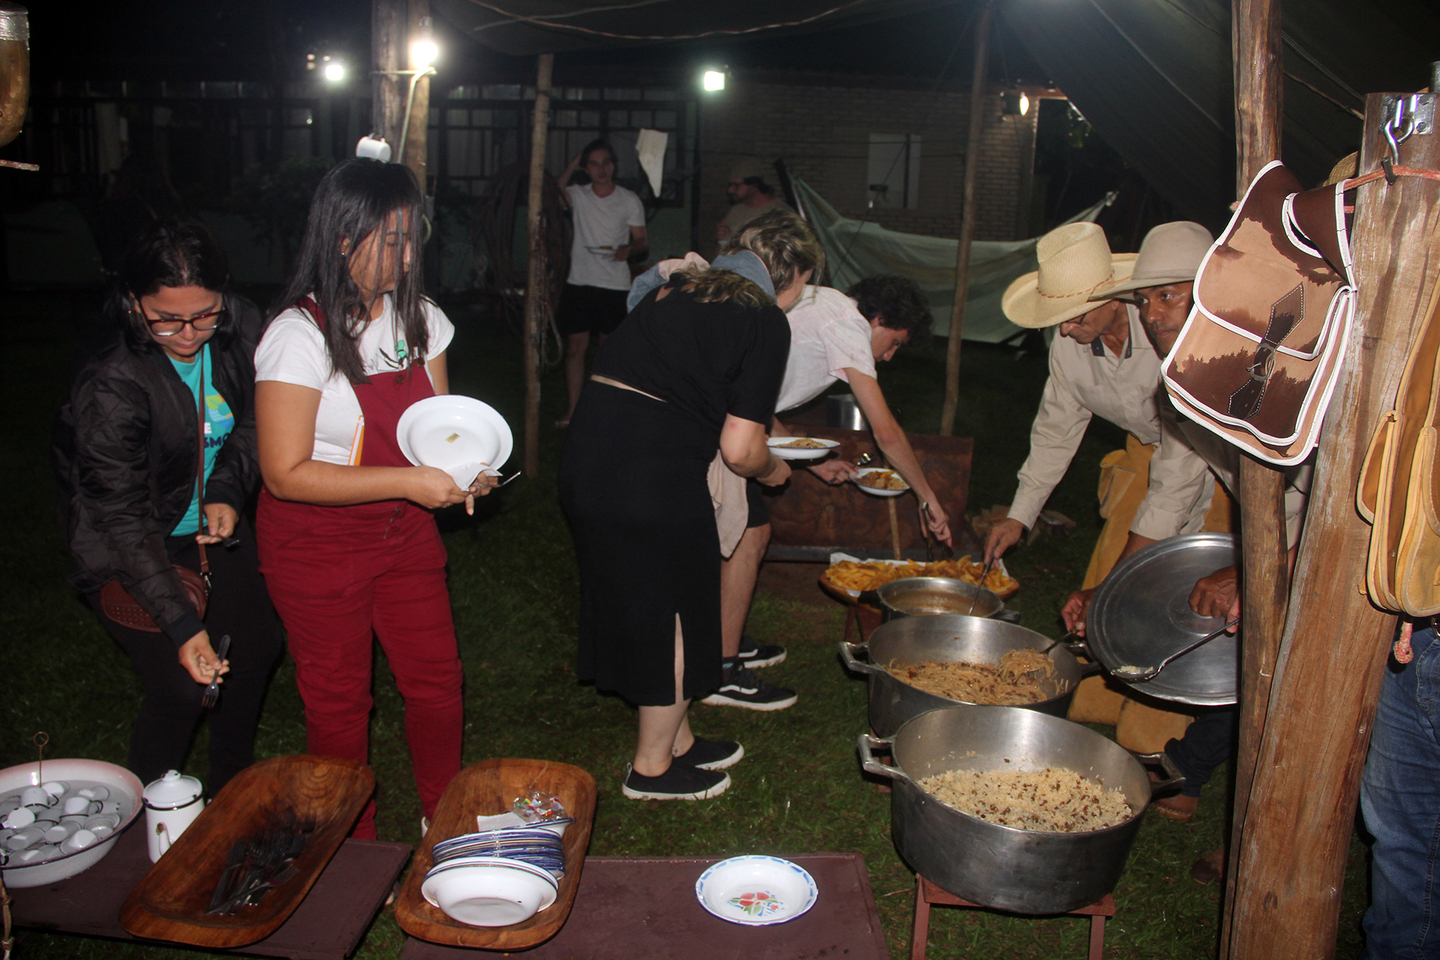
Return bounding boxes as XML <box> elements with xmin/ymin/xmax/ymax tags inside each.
<box><xmin>135</xmin><ymin>306</ymin><xmax>226</xmax><ymax>337</ymax></box>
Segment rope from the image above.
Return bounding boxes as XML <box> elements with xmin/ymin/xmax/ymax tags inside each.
<box><xmin>458</xmin><ymin>0</ymin><xmax>870</xmax><ymax>41</ymax></box>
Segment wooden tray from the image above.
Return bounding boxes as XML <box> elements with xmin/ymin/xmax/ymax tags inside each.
<box><xmin>120</xmin><ymin>755</ymin><xmax>374</xmax><ymax>948</ymax></box>
<box><xmin>395</xmin><ymin>758</ymin><xmax>597</xmax><ymax>951</ymax></box>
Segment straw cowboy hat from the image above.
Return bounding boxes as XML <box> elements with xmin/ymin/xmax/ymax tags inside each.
<box><xmin>1002</xmin><ymin>222</ymin><xmax>1136</xmax><ymax>329</ymax></box>
<box><xmin>1089</xmin><ymin>221</ymin><xmax>1213</xmax><ymax>300</ymax></box>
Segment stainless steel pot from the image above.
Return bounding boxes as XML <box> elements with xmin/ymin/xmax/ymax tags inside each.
<box><xmin>859</xmin><ymin>705</ymin><xmax>1181</xmax><ymax>914</ymax></box>
<box><xmin>839</xmin><ymin>614</ymin><xmax>1093</xmax><ymax>737</ymax></box>
<box><xmin>876</xmin><ymin>576</ymin><xmax>1003</xmax><ymax>621</ymax></box>
<box><xmin>826</xmin><ymin>393</ymin><xmax>868</xmax><ymax>430</ymax></box>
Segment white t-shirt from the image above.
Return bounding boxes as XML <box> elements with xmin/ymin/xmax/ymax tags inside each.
<box><xmin>254</xmin><ymin>296</ymin><xmax>455</xmax><ymax>466</ymax></box>
<box><xmin>565</xmin><ymin>183</ymin><xmax>645</xmax><ymax>291</ymax></box>
<box><xmin>774</xmin><ymin>285</ymin><xmax>878</xmax><ymax>413</ymax></box>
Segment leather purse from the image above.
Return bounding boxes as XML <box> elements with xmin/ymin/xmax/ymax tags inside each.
<box><xmin>100</xmin><ymin>350</ymin><xmax>212</xmax><ymax>632</ymax></box>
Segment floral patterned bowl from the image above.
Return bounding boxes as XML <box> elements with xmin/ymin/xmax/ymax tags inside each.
<box><xmin>694</xmin><ymin>855</ymin><xmax>818</xmax><ymax>926</ymax></box>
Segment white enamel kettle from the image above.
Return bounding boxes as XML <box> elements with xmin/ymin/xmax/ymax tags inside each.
<box><xmin>143</xmin><ymin>770</ymin><xmax>204</xmax><ymax>862</ymax></box>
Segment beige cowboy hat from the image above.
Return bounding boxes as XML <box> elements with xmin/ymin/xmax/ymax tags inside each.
<box><xmin>1089</xmin><ymin>221</ymin><xmax>1213</xmax><ymax>300</ymax></box>
<box><xmin>1002</xmin><ymin>222</ymin><xmax>1136</xmax><ymax>329</ymax></box>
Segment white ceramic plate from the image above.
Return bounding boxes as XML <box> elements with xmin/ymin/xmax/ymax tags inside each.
<box><xmin>695</xmin><ymin>855</ymin><xmax>818</xmax><ymax>926</ymax></box>
<box><xmin>767</xmin><ymin>437</ymin><xmax>841</xmax><ymax>461</ymax></box>
<box><xmin>422</xmin><ymin>857</ymin><xmax>559</xmax><ymax>927</ymax></box>
<box><xmin>852</xmin><ymin>467</ymin><xmax>909</xmax><ymax>497</ymax></box>
<box><xmin>396</xmin><ymin>396</ymin><xmax>513</xmax><ymax>484</ymax></box>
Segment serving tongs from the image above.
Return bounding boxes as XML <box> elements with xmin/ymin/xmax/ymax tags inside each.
<box><xmin>919</xmin><ymin>501</ymin><xmax>954</xmax><ymax>563</ymax></box>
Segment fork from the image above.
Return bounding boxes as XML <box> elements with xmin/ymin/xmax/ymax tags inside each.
<box><xmin>201</xmin><ymin>634</ymin><xmax>231</xmax><ymax>709</ymax></box>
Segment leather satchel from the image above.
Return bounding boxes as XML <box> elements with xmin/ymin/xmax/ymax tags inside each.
<box><xmin>1161</xmin><ymin>160</ymin><xmax>1356</xmax><ymax>466</ymax></box>
<box><xmin>100</xmin><ymin>350</ymin><xmax>212</xmax><ymax>633</ymax></box>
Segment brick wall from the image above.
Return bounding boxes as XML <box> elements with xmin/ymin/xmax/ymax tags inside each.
<box><xmin>701</xmin><ymin>76</ymin><xmax>1037</xmax><ymax>255</ymax></box>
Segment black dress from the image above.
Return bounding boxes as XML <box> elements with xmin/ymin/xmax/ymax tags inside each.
<box><xmin>558</xmin><ymin>281</ymin><xmax>790</xmax><ymax>705</ymax></box>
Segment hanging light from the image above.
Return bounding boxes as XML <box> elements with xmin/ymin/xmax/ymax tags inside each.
<box><xmin>702</xmin><ymin>69</ymin><xmax>726</xmax><ymax>92</ymax></box>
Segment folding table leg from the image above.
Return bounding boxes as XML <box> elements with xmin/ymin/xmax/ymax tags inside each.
<box><xmin>1088</xmin><ymin>913</ymin><xmax>1106</xmax><ymax>960</ymax></box>
<box><xmin>910</xmin><ymin>873</ymin><xmax>931</xmax><ymax>960</ymax></box>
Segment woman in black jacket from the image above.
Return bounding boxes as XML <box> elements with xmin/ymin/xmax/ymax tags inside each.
<box><xmin>54</xmin><ymin>219</ymin><xmax>282</xmax><ymax>793</ymax></box>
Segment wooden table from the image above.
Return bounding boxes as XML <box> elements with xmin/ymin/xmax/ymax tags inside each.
<box><xmin>10</xmin><ymin>824</ymin><xmax>410</xmax><ymax>960</ymax></box>
<box><xmin>401</xmin><ymin>852</ymin><xmax>891</xmax><ymax>959</ymax></box>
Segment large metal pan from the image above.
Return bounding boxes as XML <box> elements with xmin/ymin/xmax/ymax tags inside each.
<box><xmin>875</xmin><ymin>576</ymin><xmax>1004</xmax><ymax>621</ymax></box>
<box><xmin>859</xmin><ymin>705</ymin><xmax>1182</xmax><ymax>914</ymax></box>
<box><xmin>840</xmin><ymin>614</ymin><xmax>1094</xmax><ymax>737</ymax></box>
<box><xmin>1086</xmin><ymin>533</ymin><xmax>1240</xmax><ymax>706</ymax></box>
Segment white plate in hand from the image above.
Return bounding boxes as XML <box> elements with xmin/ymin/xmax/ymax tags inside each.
<box><xmin>767</xmin><ymin>437</ymin><xmax>841</xmax><ymax>461</ymax></box>
<box><xmin>852</xmin><ymin>467</ymin><xmax>909</xmax><ymax>497</ymax></box>
<box><xmin>397</xmin><ymin>396</ymin><xmax>513</xmax><ymax>481</ymax></box>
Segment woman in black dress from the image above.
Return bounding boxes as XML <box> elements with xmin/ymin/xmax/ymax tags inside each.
<box><xmin>559</xmin><ymin>210</ymin><xmax>825</xmax><ymax>800</ymax></box>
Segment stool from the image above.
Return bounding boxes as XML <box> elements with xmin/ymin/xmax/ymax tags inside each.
<box><xmin>909</xmin><ymin>875</ymin><xmax>1116</xmax><ymax>960</ymax></box>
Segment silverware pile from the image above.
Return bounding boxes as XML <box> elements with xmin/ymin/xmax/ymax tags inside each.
<box><xmin>205</xmin><ymin>811</ymin><xmax>315</xmax><ymax>915</ymax></box>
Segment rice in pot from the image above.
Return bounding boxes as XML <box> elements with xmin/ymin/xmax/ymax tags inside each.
<box><xmin>918</xmin><ymin>767</ymin><xmax>1132</xmax><ymax>832</ymax></box>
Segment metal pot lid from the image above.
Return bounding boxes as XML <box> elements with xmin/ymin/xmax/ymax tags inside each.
<box><xmin>1086</xmin><ymin>533</ymin><xmax>1239</xmax><ymax>706</ymax></box>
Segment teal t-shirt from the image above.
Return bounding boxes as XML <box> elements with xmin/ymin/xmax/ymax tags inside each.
<box><xmin>168</xmin><ymin>344</ymin><xmax>235</xmax><ymax>536</ymax></box>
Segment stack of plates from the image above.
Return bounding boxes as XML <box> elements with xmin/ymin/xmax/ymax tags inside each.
<box><xmin>422</xmin><ymin>818</ymin><xmax>574</xmax><ymax>927</ymax></box>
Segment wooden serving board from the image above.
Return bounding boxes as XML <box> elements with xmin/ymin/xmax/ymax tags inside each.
<box><xmin>119</xmin><ymin>755</ymin><xmax>374</xmax><ymax>949</ymax></box>
<box><xmin>394</xmin><ymin>758</ymin><xmax>597</xmax><ymax>951</ymax></box>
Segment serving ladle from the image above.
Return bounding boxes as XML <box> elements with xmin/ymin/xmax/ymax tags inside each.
<box><xmin>1109</xmin><ymin>619</ymin><xmax>1239</xmax><ymax>682</ymax></box>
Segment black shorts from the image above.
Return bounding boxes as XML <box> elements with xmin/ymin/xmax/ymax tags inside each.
<box><xmin>557</xmin><ymin>283</ymin><xmax>630</xmax><ymax>337</ymax></box>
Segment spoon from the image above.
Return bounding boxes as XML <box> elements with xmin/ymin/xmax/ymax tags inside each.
<box><xmin>1109</xmin><ymin>620</ymin><xmax>1240</xmax><ymax>682</ymax></box>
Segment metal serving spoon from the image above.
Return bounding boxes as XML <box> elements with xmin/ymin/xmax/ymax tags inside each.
<box><xmin>1109</xmin><ymin>620</ymin><xmax>1239</xmax><ymax>682</ymax></box>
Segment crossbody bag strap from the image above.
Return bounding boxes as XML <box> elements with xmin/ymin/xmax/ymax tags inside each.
<box><xmin>196</xmin><ymin>346</ymin><xmax>210</xmax><ymax>586</ymax></box>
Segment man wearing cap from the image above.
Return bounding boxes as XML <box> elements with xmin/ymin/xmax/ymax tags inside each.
<box><xmin>1063</xmin><ymin>221</ymin><xmax>1311</xmax><ymax>833</ymax></box>
<box><xmin>987</xmin><ymin>221</ymin><xmax>1221</xmax><ymax>754</ymax></box>
<box><xmin>717</xmin><ymin>158</ymin><xmax>792</xmax><ymax>244</ymax></box>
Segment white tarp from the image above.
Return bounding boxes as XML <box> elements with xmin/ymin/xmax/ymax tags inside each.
<box><xmin>792</xmin><ymin>177</ymin><xmax>1113</xmax><ymax>341</ymax></box>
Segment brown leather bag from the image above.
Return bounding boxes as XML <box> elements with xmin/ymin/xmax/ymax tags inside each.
<box><xmin>100</xmin><ymin>350</ymin><xmax>212</xmax><ymax>632</ymax></box>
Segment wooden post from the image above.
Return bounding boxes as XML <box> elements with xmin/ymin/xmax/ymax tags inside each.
<box><xmin>1220</xmin><ymin>0</ymin><xmax>1289</xmax><ymax>951</ymax></box>
<box><xmin>939</xmin><ymin>2</ymin><xmax>992</xmax><ymax>437</ymax></box>
<box><xmin>400</xmin><ymin>0</ymin><xmax>431</xmax><ymax>189</ymax></box>
<box><xmin>522</xmin><ymin>53</ymin><xmax>554</xmax><ymax>477</ymax></box>
<box><xmin>1224</xmin><ymin>95</ymin><xmax>1438</xmax><ymax>960</ymax></box>
<box><xmin>372</xmin><ymin>0</ymin><xmax>405</xmax><ymax>147</ymax></box>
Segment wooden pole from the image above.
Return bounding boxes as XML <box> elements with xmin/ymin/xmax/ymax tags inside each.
<box><xmin>1223</xmin><ymin>95</ymin><xmax>1438</xmax><ymax>960</ymax></box>
<box><xmin>372</xmin><ymin>0</ymin><xmax>405</xmax><ymax>147</ymax></box>
<box><xmin>400</xmin><ymin>1</ymin><xmax>431</xmax><ymax>189</ymax></box>
<box><xmin>522</xmin><ymin>53</ymin><xmax>554</xmax><ymax>478</ymax></box>
<box><xmin>939</xmin><ymin>2</ymin><xmax>993</xmax><ymax>437</ymax></box>
<box><xmin>1220</xmin><ymin>0</ymin><xmax>1289</xmax><ymax>951</ymax></box>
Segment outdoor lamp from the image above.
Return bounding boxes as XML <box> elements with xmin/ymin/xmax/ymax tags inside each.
<box><xmin>411</xmin><ymin>39</ymin><xmax>439</xmax><ymax>70</ymax></box>
<box><xmin>322</xmin><ymin>58</ymin><xmax>345</xmax><ymax>83</ymax></box>
<box><xmin>702</xmin><ymin>69</ymin><xmax>725</xmax><ymax>92</ymax></box>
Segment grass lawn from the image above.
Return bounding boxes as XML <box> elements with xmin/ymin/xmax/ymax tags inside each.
<box><xmin>1</xmin><ymin>288</ymin><xmax>1369</xmax><ymax>958</ymax></box>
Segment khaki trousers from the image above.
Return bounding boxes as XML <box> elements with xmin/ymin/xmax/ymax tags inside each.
<box><xmin>1067</xmin><ymin>435</ymin><xmax>1235</xmax><ymax>753</ymax></box>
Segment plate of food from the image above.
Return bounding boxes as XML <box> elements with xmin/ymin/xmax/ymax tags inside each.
<box><xmin>767</xmin><ymin>436</ymin><xmax>841</xmax><ymax>461</ymax></box>
<box><xmin>820</xmin><ymin>553</ymin><xmax>1020</xmax><ymax>600</ymax></box>
<box><xmin>852</xmin><ymin>467</ymin><xmax>909</xmax><ymax>496</ymax></box>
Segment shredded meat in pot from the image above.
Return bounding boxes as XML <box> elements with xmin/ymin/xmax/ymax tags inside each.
<box><xmin>889</xmin><ymin>648</ymin><xmax>1062</xmax><ymax>705</ymax></box>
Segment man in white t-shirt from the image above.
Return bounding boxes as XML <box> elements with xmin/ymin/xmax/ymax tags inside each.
<box><xmin>703</xmin><ymin>276</ymin><xmax>954</xmax><ymax>710</ymax></box>
<box><xmin>556</xmin><ymin>140</ymin><xmax>647</xmax><ymax>426</ymax></box>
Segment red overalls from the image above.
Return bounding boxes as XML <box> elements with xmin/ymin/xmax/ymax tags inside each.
<box><xmin>257</xmin><ymin>300</ymin><xmax>463</xmax><ymax>839</ymax></box>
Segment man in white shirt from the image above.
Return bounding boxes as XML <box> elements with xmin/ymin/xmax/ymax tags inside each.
<box><xmin>703</xmin><ymin>275</ymin><xmax>953</xmax><ymax>710</ymax></box>
<box><xmin>556</xmin><ymin>140</ymin><xmax>647</xmax><ymax>426</ymax></box>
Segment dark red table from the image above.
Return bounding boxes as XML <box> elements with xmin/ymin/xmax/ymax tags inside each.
<box><xmin>401</xmin><ymin>853</ymin><xmax>892</xmax><ymax>959</ymax></box>
<box><xmin>10</xmin><ymin>823</ymin><xmax>411</xmax><ymax>960</ymax></box>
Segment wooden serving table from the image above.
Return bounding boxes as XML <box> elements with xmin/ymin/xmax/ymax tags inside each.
<box><xmin>9</xmin><ymin>824</ymin><xmax>410</xmax><ymax>960</ymax></box>
<box><xmin>400</xmin><ymin>852</ymin><xmax>891</xmax><ymax>959</ymax></box>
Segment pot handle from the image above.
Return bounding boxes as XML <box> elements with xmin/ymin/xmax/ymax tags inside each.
<box><xmin>856</xmin><ymin>733</ymin><xmax>912</xmax><ymax>784</ymax></box>
<box><xmin>1131</xmin><ymin>750</ymin><xmax>1186</xmax><ymax>796</ymax></box>
<box><xmin>838</xmin><ymin>641</ymin><xmax>881</xmax><ymax>677</ymax></box>
<box><xmin>856</xmin><ymin>589</ymin><xmax>881</xmax><ymax>608</ymax></box>
<box><xmin>993</xmin><ymin>608</ymin><xmax>1023</xmax><ymax>624</ymax></box>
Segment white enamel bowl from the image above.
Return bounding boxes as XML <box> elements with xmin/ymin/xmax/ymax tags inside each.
<box><xmin>852</xmin><ymin>467</ymin><xmax>909</xmax><ymax>497</ymax></box>
<box><xmin>397</xmin><ymin>396</ymin><xmax>513</xmax><ymax>484</ymax></box>
<box><xmin>422</xmin><ymin>857</ymin><xmax>559</xmax><ymax>927</ymax></box>
<box><xmin>695</xmin><ymin>855</ymin><xmax>818</xmax><ymax>926</ymax></box>
<box><xmin>767</xmin><ymin>437</ymin><xmax>841</xmax><ymax>461</ymax></box>
<box><xmin>0</xmin><ymin>759</ymin><xmax>143</xmax><ymax>888</ymax></box>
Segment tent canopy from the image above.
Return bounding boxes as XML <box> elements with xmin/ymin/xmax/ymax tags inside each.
<box><xmin>436</xmin><ymin>0</ymin><xmax>1439</xmax><ymax>227</ymax></box>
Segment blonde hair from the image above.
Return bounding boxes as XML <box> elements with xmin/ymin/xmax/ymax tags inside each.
<box><xmin>675</xmin><ymin>208</ymin><xmax>826</xmax><ymax>308</ymax></box>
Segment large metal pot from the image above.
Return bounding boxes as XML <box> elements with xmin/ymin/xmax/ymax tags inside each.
<box><xmin>859</xmin><ymin>705</ymin><xmax>1180</xmax><ymax>914</ymax></box>
<box><xmin>839</xmin><ymin>614</ymin><xmax>1092</xmax><ymax>737</ymax></box>
<box><xmin>826</xmin><ymin>393</ymin><xmax>868</xmax><ymax>430</ymax></box>
<box><xmin>875</xmin><ymin>576</ymin><xmax>1003</xmax><ymax>621</ymax></box>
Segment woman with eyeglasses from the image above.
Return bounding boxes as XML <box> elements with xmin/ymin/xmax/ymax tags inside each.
<box><xmin>253</xmin><ymin>158</ymin><xmax>495</xmax><ymax>839</ymax></box>
<box><xmin>53</xmin><ymin>218</ymin><xmax>283</xmax><ymax>793</ymax></box>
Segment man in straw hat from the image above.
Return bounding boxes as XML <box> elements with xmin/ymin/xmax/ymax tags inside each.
<box><xmin>988</xmin><ymin>220</ymin><xmax>1223</xmax><ymax>759</ymax></box>
<box><xmin>1064</xmin><ymin>220</ymin><xmax>1311</xmax><ymax>838</ymax></box>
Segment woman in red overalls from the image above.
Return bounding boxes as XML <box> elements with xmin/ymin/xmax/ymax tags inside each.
<box><xmin>253</xmin><ymin>159</ymin><xmax>495</xmax><ymax>838</ymax></box>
